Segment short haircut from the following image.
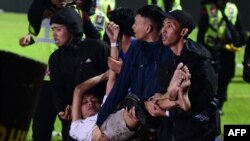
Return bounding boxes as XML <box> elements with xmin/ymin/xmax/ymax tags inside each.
<box><xmin>136</xmin><ymin>5</ymin><xmax>165</xmax><ymax>31</ymax></box>
<box><xmin>109</xmin><ymin>7</ymin><xmax>135</xmax><ymax>37</ymax></box>
<box><xmin>83</xmin><ymin>85</ymin><xmax>105</xmax><ymax>103</ymax></box>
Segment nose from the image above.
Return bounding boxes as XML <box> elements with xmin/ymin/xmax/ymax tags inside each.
<box><xmin>161</xmin><ymin>27</ymin><xmax>166</xmax><ymax>34</ymax></box>
<box><xmin>132</xmin><ymin>24</ymin><xmax>135</xmax><ymax>31</ymax></box>
<box><xmin>87</xmin><ymin>100</ymin><xmax>95</xmax><ymax>106</ymax></box>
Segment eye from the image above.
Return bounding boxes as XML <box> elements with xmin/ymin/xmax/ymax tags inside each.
<box><xmin>90</xmin><ymin>98</ymin><xmax>99</xmax><ymax>103</ymax></box>
<box><xmin>81</xmin><ymin>100</ymin><xmax>88</xmax><ymax>105</ymax></box>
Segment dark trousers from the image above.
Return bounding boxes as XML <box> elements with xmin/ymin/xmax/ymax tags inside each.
<box><xmin>217</xmin><ymin>49</ymin><xmax>235</xmax><ymax>109</ymax></box>
<box><xmin>61</xmin><ymin>119</ymin><xmax>77</xmax><ymax>141</ymax></box>
<box><xmin>32</xmin><ymin>81</ymin><xmax>57</xmax><ymax>141</ymax></box>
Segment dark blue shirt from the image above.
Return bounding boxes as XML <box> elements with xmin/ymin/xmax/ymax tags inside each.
<box><xmin>96</xmin><ymin>39</ymin><xmax>171</xmax><ymax>126</ymax></box>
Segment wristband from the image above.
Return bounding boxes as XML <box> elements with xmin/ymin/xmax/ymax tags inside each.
<box><xmin>165</xmin><ymin>110</ymin><xmax>170</xmax><ymax>117</ymax></box>
<box><xmin>111</xmin><ymin>42</ymin><xmax>119</xmax><ymax>48</ymax></box>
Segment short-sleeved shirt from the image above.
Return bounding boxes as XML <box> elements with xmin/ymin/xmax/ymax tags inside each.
<box><xmin>69</xmin><ymin>114</ymin><xmax>97</xmax><ymax>141</ymax></box>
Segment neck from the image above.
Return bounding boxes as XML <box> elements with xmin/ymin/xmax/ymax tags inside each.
<box><xmin>121</xmin><ymin>35</ymin><xmax>132</xmax><ymax>53</ymax></box>
<box><xmin>144</xmin><ymin>30</ymin><xmax>161</xmax><ymax>43</ymax></box>
<box><xmin>170</xmin><ymin>38</ymin><xmax>186</xmax><ymax>56</ymax></box>
<box><xmin>67</xmin><ymin>36</ymin><xmax>74</xmax><ymax>46</ymax></box>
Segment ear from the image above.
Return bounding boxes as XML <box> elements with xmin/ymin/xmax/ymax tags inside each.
<box><xmin>146</xmin><ymin>24</ymin><xmax>153</xmax><ymax>33</ymax></box>
<box><xmin>181</xmin><ymin>28</ymin><xmax>189</xmax><ymax>37</ymax></box>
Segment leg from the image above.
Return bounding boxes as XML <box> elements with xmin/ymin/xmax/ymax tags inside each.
<box><xmin>176</xmin><ymin>69</ymin><xmax>191</xmax><ymax>111</ymax></box>
<box><xmin>168</xmin><ymin>63</ymin><xmax>188</xmax><ymax>100</ymax></box>
<box><xmin>32</xmin><ymin>81</ymin><xmax>57</xmax><ymax>141</ymax></box>
<box><xmin>61</xmin><ymin>119</ymin><xmax>77</xmax><ymax>141</ymax></box>
<box><xmin>175</xmin><ymin>89</ymin><xmax>191</xmax><ymax>111</ymax></box>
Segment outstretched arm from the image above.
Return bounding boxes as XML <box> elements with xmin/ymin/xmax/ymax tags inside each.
<box><xmin>105</xmin><ymin>22</ymin><xmax>120</xmax><ymax>95</ymax></box>
<box><xmin>72</xmin><ymin>71</ymin><xmax>109</xmax><ymax>122</ymax></box>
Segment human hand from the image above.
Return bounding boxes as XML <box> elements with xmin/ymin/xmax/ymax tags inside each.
<box><xmin>144</xmin><ymin>101</ymin><xmax>165</xmax><ymax>117</ymax></box>
<box><xmin>106</xmin><ymin>22</ymin><xmax>120</xmax><ymax>42</ymax></box>
<box><xmin>102</xmin><ymin>70</ymin><xmax>110</xmax><ymax>81</ymax></box>
<box><xmin>108</xmin><ymin>57</ymin><xmax>122</xmax><ymax>73</ymax></box>
<box><xmin>58</xmin><ymin>105</ymin><xmax>72</xmax><ymax>120</ymax></box>
<box><xmin>19</xmin><ymin>34</ymin><xmax>33</xmax><ymax>47</ymax></box>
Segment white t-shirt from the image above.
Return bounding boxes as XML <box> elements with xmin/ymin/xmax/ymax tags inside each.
<box><xmin>69</xmin><ymin>114</ymin><xmax>97</xmax><ymax>141</ymax></box>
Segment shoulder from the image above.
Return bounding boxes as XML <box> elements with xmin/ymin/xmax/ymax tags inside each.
<box><xmin>185</xmin><ymin>39</ymin><xmax>211</xmax><ymax>59</ymax></box>
<box><xmin>80</xmin><ymin>39</ymin><xmax>109</xmax><ymax>48</ymax></box>
<box><xmin>49</xmin><ymin>49</ymin><xmax>59</xmax><ymax>61</ymax></box>
<box><xmin>126</xmin><ymin>39</ymin><xmax>140</xmax><ymax>55</ymax></box>
<box><xmin>80</xmin><ymin>38</ymin><xmax>109</xmax><ymax>49</ymax></box>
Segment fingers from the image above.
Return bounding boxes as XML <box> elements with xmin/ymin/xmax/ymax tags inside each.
<box><xmin>108</xmin><ymin>57</ymin><xmax>120</xmax><ymax>65</ymax></box>
<box><xmin>58</xmin><ymin>105</ymin><xmax>72</xmax><ymax>120</ymax></box>
<box><xmin>108</xmin><ymin>56</ymin><xmax>116</xmax><ymax>62</ymax></box>
<box><xmin>106</xmin><ymin>22</ymin><xmax>120</xmax><ymax>42</ymax></box>
<box><xmin>107</xmin><ymin>21</ymin><xmax>120</xmax><ymax>30</ymax></box>
<box><xmin>176</xmin><ymin>62</ymin><xmax>184</xmax><ymax>70</ymax></box>
<box><xmin>19</xmin><ymin>35</ymin><xmax>31</xmax><ymax>47</ymax></box>
<box><xmin>145</xmin><ymin>101</ymin><xmax>165</xmax><ymax>117</ymax></box>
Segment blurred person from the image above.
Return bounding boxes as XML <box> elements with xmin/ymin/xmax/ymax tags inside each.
<box><xmin>74</xmin><ymin>0</ymin><xmax>97</xmax><ymax>16</ymax></box>
<box><xmin>72</xmin><ymin>0</ymin><xmax>109</xmax><ymax>39</ymax></box>
<box><xmin>243</xmin><ymin>36</ymin><xmax>250</xmax><ymax>83</ymax></box>
<box><xmin>90</xmin><ymin>8</ymin><xmax>109</xmax><ymax>39</ymax></box>
<box><xmin>156</xmin><ymin>9</ymin><xmax>219</xmax><ymax>141</ymax></box>
<box><xmin>197</xmin><ymin>0</ymin><xmax>247</xmax><ymax>114</ymax></box>
<box><xmin>96</xmin><ymin>0</ymin><xmax>116</xmax><ymax>16</ymax></box>
<box><xmin>19</xmin><ymin>0</ymin><xmax>69</xmax><ymax>140</ymax></box>
<box><xmin>147</xmin><ymin>0</ymin><xmax>182</xmax><ymax>12</ymax></box>
<box><xmin>69</xmin><ymin>0</ymin><xmax>102</xmax><ymax>39</ymax></box>
<box><xmin>49</xmin><ymin>7</ymin><xmax>109</xmax><ymax>140</ymax></box>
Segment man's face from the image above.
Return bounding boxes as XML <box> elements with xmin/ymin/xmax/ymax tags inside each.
<box><xmin>161</xmin><ymin>18</ymin><xmax>183</xmax><ymax>46</ymax></box>
<box><xmin>132</xmin><ymin>15</ymin><xmax>151</xmax><ymax>40</ymax></box>
<box><xmin>51</xmin><ymin>23</ymin><xmax>72</xmax><ymax>47</ymax></box>
<box><xmin>81</xmin><ymin>94</ymin><xmax>100</xmax><ymax>119</ymax></box>
<box><xmin>51</xmin><ymin>0</ymin><xmax>68</xmax><ymax>9</ymax></box>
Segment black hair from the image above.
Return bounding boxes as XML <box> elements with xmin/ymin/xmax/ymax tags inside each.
<box><xmin>83</xmin><ymin>84</ymin><xmax>106</xmax><ymax>103</ymax></box>
<box><xmin>50</xmin><ymin>7</ymin><xmax>83</xmax><ymax>38</ymax></box>
<box><xmin>136</xmin><ymin>5</ymin><xmax>165</xmax><ymax>31</ymax></box>
<box><xmin>83</xmin><ymin>89</ymin><xmax>100</xmax><ymax>104</ymax></box>
<box><xmin>109</xmin><ymin>7</ymin><xmax>135</xmax><ymax>37</ymax></box>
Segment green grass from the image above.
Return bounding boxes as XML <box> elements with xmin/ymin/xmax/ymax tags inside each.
<box><xmin>220</xmin><ymin>50</ymin><xmax>250</xmax><ymax>134</ymax></box>
<box><xmin>0</xmin><ymin>12</ymin><xmax>63</xmax><ymax>140</ymax></box>
<box><xmin>1</xmin><ymin>12</ymin><xmax>249</xmax><ymax>140</ymax></box>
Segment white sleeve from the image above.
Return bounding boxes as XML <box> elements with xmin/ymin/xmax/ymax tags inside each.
<box><xmin>165</xmin><ymin>110</ymin><xmax>170</xmax><ymax>117</ymax></box>
<box><xmin>69</xmin><ymin>114</ymin><xmax>97</xmax><ymax>141</ymax></box>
